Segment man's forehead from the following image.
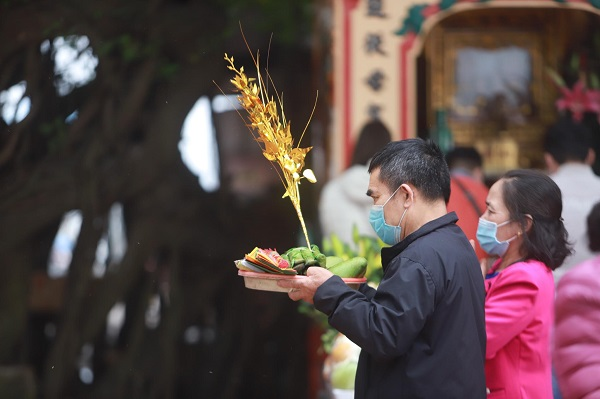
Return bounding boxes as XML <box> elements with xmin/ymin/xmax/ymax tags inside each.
<box><xmin>367</xmin><ymin>169</ymin><xmax>388</xmax><ymax>196</ymax></box>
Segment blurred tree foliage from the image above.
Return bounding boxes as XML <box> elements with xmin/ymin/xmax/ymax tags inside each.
<box><xmin>0</xmin><ymin>0</ymin><xmax>329</xmax><ymax>398</ymax></box>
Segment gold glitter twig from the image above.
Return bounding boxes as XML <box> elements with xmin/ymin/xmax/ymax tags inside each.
<box><xmin>221</xmin><ymin>43</ymin><xmax>317</xmax><ymax>248</ymax></box>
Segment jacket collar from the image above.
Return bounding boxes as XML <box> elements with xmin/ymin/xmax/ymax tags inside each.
<box><xmin>381</xmin><ymin>211</ymin><xmax>459</xmax><ymax>269</ymax></box>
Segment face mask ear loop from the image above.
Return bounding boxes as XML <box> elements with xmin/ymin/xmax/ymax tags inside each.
<box><xmin>497</xmin><ymin>219</ymin><xmax>512</xmax><ymax>228</ymax></box>
<box><xmin>502</xmin><ymin>219</ymin><xmax>520</xmax><ymax>244</ymax></box>
<box><xmin>505</xmin><ymin>234</ymin><xmax>519</xmax><ymax>244</ymax></box>
<box><xmin>382</xmin><ymin>185</ymin><xmax>402</xmax><ymax>207</ymax></box>
<box><xmin>396</xmin><ymin>208</ymin><xmax>408</xmax><ymax>228</ymax></box>
<box><xmin>396</xmin><ymin>184</ymin><xmax>413</xmax><ymax>227</ymax></box>
<box><xmin>497</xmin><ymin>219</ymin><xmax>520</xmax><ymax>244</ymax></box>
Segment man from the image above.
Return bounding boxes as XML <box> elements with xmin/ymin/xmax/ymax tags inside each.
<box><xmin>544</xmin><ymin>117</ymin><xmax>600</xmax><ymax>283</ymax></box>
<box><xmin>445</xmin><ymin>146</ymin><xmax>489</xmax><ymax>260</ymax></box>
<box><xmin>280</xmin><ymin>139</ymin><xmax>487</xmax><ymax>398</ymax></box>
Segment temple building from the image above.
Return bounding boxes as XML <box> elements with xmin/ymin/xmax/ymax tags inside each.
<box><xmin>329</xmin><ymin>0</ymin><xmax>600</xmax><ymax>177</ymax></box>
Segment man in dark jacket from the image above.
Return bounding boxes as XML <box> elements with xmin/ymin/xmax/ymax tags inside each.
<box><xmin>280</xmin><ymin>139</ymin><xmax>487</xmax><ymax>398</ymax></box>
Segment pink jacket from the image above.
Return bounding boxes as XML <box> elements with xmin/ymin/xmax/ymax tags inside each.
<box><xmin>553</xmin><ymin>255</ymin><xmax>600</xmax><ymax>399</ymax></box>
<box><xmin>484</xmin><ymin>259</ymin><xmax>555</xmax><ymax>399</ymax></box>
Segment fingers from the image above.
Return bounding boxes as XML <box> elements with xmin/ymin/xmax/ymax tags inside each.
<box><xmin>278</xmin><ymin>282</ymin><xmax>312</xmax><ymax>303</ymax></box>
<box><xmin>306</xmin><ymin>266</ymin><xmax>333</xmax><ymax>279</ymax></box>
<box><xmin>277</xmin><ymin>267</ymin><xmax>333</xmax><ymax>303</ymax></box>
<box><xmin>278</xmin><ymin>275</ymin><xmax>315</xmax><ymax>303</ymax></box>
<box><xmin>287</xmin><ymin>288</ymin><xmax>311</xmax><ymax>303</ymax></box>
<box><xmin>277</xmin><ymin>279</ymin><xmax>303</xmax><ymax>298</ymax></box>
<box><xmin>277</xmin><ymin>279</ymin><xmax>300</xmax><ymax>290</ymax></box>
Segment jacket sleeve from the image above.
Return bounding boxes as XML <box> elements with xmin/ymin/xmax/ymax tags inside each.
<box><xmin>314</xmin><ymin>257</ymin><xmax>435</xmax><ymax>358</ymax></box>
<box><xmin>358</xmin><ymin>282</ymin><xmax>376</xmax><ymax>300</ymax></box>
<box><xmin>553</xmin><ymin>260</ymin><xmax>600</xmax><ymax>399</ymax></box>
<box><xmin>484</xmin><ymin>267</ymin><xmax>539</xmax><ymax>358</ymax></box>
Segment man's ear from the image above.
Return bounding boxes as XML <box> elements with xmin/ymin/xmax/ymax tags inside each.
<box><xmin>544</xmin><ymin>152</ymin><xmax>559</xmax><ymax>174</ymax></box>
<box><xmin>585</xmin><ymin>148</ymin><xmax>596</xmax><ymax>166</ymax></box>
<box><xmin>400</xmin><ymin>184</ymin><xmax>415</xmax><ymax>208</ymax></box>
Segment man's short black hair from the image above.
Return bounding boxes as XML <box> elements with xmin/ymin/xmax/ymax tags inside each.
<box><xmin>445</xmin><ymin>146</ymin><xmax>483</xmax><ymax>172</ymax></box>
<box><xmin>368</xmin><ymin>138</ymin><xmax>450</xmax><ymax>203</ymax></box>
<box><xmin>543</xmin><ymin>117</ymin><xmax>593</xmax><ymax>164</ymax></box>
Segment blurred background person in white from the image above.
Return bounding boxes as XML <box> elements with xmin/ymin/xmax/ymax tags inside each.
<box><xmin>543</xmin><ymin>117</ymin><xmax>600</xmax><ymax>283</ymax></box>
<box><xmin>553</xmin><ymin>201</ymin><xmax>600</xmax><ymax>399</ymax></box>
<box><xmin>319</xmin><ymin>120</ymin><xmax>391</xmax><ymax>248</ymax></box>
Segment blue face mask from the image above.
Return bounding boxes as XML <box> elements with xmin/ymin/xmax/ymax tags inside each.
<box><xmin>476</xmin><ymin>218</ymin><xmax>517</xmax><ymax>257</ymax></box>
<box><xmin>369</xmin><ymin>186</ymin><xmax>408</xmax><ymax>246</ymax></box>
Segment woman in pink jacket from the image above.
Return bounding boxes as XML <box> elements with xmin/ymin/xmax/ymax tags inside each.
<box><xmin>477</xmin><ymin>169</ymin><xmax>571</xmax><ymax>399</ymax></box>
<box><xmin>554</xmin><ymin>201</ymin><xmax>600</xmax><ymax>399</ymax></box>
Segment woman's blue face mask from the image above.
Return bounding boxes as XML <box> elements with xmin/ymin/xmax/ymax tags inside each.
<box><xmin>369</xmin><ymin>186</ymin><xmax>408</xmax><ymax>246</ymax></box>
<box><xmin>476</xmin><ymin>218</ymin><xmax>517</xmax><ymax>256</ymax></box>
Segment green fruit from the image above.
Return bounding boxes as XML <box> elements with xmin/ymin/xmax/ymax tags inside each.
<box><xmin>328</xmin><ymin>256</ymin><xmax>367</xmax><ymax>278</ymax></box>
<box><xmin>330</xmin><ymin>360</ymin><xmax>357</xmax><ymax>390</ymax></box>
<box><xmin>325</xmin><ymin>256</ymin><xmax>344</xmax><ymax>269</ymax></box>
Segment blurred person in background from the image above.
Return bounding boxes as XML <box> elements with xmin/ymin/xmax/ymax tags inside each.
<box><xmin>543</xmin><ymin>117</ymin><xmax>600</xmax><ymax>283</ymax></box>
<box><xmin>445</xmin><ymin>146</ymin><xmax>489</xmax><ymax>260</ymax></box>
<box><xmin>319</xmin><ymin>120</ymin><xmax>391</xmax><ymax>247</ymax></box>
<box><xmin>553</xmin><ymin>201</ymin><xmax>600</xmax><ymax>399</ymax></box>
<box><xmin>477</xmin><ymin>169</ymin><xmax>571</xmax><ymax>399</ymax></box>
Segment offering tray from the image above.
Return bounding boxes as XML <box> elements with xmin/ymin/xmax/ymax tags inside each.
<box><xmin>238</xmin><ymin>270</ymin><xmax>367</xmax><ymax>293</ymax></box>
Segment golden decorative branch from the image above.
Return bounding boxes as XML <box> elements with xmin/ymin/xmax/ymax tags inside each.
<box><xmin>223</xmin><ymin>52</ymin><xmax>317</xmax><ymax>248</ymax></box>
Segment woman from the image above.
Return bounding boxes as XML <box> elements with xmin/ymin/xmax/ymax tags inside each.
<box><xmin>477</xmin><ymin>169</ymin><xmax>571</xmax><ymax>399</ymax></box>
<box><xmin>553</xmin><ymin>201</ymin><xmax>600</xmax><ymax>399</ymax></box>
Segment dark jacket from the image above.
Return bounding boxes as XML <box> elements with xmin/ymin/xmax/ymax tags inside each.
<box><xmin>315</xmin><ymin>212</ymin><xmax>486</xmax><ymax>398</ymax></box>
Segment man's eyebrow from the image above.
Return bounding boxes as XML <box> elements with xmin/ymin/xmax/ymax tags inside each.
<box><xmin>366</xmin><ymin>189</ymin><xmax>373</xmax><ymax>197</ymax></box>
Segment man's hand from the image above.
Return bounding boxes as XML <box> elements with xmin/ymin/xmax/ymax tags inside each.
<box><xmin>480</xmin><ymin>258</ymin><xmax>488</xmax><ymax>278</ymax></box>
<box><xmin>480</xmin><ymin>257</ymin><xmax>496</xmax><ymax>278</ymax></box>
<box><xmin>277</xmin><ymin>266</ymin><xmax>334</xmax><ymax>304</ymax></box>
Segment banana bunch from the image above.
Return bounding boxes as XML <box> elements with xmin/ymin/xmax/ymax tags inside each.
<box><xmin>281</xmin><ymin>244</ymin><xmax>367</xmax><ymax>278</ymax></box>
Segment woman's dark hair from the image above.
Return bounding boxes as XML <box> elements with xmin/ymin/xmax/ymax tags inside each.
<box><xmin>501</xmin><ymin>169</ymin><xmax>572</xmax><ymax>270</ymax></box>
<box><xmin>351</xmin><ymin>120</ymin><xmax>392</xmax><ymax>166</ymax></box>
<box><xmin>587</xmin><ymin>201</ymin><xmax>600</xmax><ymax>252</ymax></box>
<box><xmin>368</xmin><ymin>138</ymin><xmax>450</xmax><ymax>203</ymax></box>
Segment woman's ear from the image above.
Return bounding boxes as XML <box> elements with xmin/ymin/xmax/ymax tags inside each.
<box><xmin>523</xmin><ymin>214</ymin><xmax>533</xmax><ymax>233</ymax></box>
